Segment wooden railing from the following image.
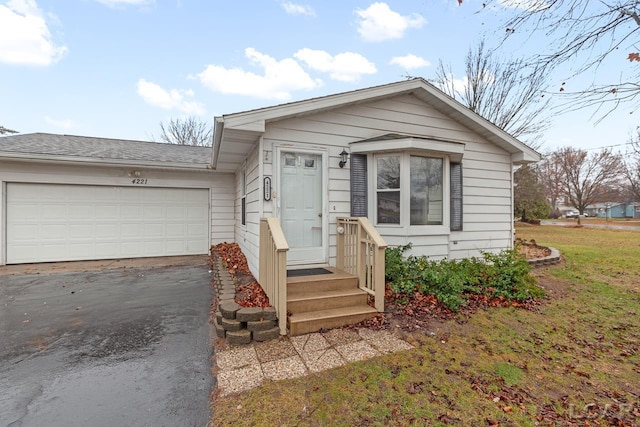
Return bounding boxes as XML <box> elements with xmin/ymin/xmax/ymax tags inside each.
<box><xmin>336</xmin><ymin>217</ymin><xmax>387</xmax><ymax>312</ymax></box>
<box><xmin>259</xmin><ymin>218</ymin><xmax>289</xmax><ymax>335</ymax></box>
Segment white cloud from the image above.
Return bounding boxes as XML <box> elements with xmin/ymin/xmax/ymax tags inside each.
<box><xmin>136</xmin><ymin>79</ymin><xmax>205</xmax><ymax>115</ymax></box>
<box><xmin>197</xmin><ymin>48</ymin><xmax>321</xmax><ymax>100</ymax></box>
<box><xmin>389</xmin><ymin>54</ymin><xmax>430</xmax><ymax>70</ymax></box>
<box><xmin>439</xmin><ymin>73</ymin><xmax>469</xmax><ymax>96</ymax></box>
<box><xmin>0</xmin><ymin>0</ymin><xmax>68</xmax><ymax>66</ymax></box>
<box><xmin>294</xmin><ymin>48</ymin><xmax>376</xmax><ymax>82</ymax></box>
<box><xmin>498</xmin><ymin>0</ymin><xmax>548</xmax><ymax>11</ymax></box>
<box><xmin>355</xmin><ymin>2</ymin><xmax>425</xmax><ymax>42</ymax></box>
<box><xmin>280</xmin><ymin>1</ymin><xmax>315</xmax><ymax>16</ymax></box>
<box><xmin>44</xmin><ymin>115</ymin><xmax>73</xmax><ymax>129</ymax></box>
<box><xmin>95</xmin><ymin>0</ymin><xmax>154</xmax><ymax>7</ymax></box>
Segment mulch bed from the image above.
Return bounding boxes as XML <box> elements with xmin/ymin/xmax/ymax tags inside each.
<box><xmin>212</xmin><ymin>241</ymin><xmax>555</xmax><ymax>333</ymax></box>
<box><xmin>212</xmin><ymin>243</ymin><xmax>270</xmax><ymax>308</ymax></box>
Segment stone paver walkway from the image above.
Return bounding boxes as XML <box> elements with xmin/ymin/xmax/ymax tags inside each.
<box><xmin>214</xmin><ymin>327</ymin><xmax>413</xmax><ymax>396</ymax></box>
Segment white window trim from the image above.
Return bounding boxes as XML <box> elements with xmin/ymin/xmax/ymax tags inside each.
<box><xmin>371</xmin><ymin>151</ymin><xmax>450</xmax><ymax>234</ymax></box>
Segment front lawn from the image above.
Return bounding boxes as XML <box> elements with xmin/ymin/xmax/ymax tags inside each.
<box><xmin>211</xmin><ymin>225</ymin><xmax>640</xmax><ymax>426</ymax></box>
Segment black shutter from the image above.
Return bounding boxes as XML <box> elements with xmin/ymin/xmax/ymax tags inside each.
<box><xmin>450</xmin><ymin>162</ymin><xmax>463</xmax><ymax>231</ymax></box>
<box><xmin>350</xmin><ymin>153</ymin><xmax>368</xmax><ymax>217</ymax></box>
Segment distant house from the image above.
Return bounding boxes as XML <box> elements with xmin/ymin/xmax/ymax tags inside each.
<box><xmin>586</xmin><ymin>202</ymin><xmax>640</xmax><ymax>219</ymax></box>
<box><xmin>0</xmin><ymin>79</ymin><xmax>541</xmax><ymax>334</ymax></box>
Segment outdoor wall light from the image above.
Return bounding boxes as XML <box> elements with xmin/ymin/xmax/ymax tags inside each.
<box><xmin>339</xmin><ymin>149</ymin><xmax>349</xmax><ymax>168</ymax></box>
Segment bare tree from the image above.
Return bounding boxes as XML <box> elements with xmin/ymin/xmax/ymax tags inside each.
<box><xmin>0</xmin><ymin>126</ymin><xmax>18</xmax><ymax>135</ymax></box>
<box><xmin>433</xmin><ymin>39</ymin><xmax>551</xmax><ymax>147</ymax></box>
<box><xmin>471</xmin><ymin>0</ymin><xmax>640</xmax><ymax>117</ymax></box>
<box><xmin>156</xmin><ymin>117</ymin><xmax>212</xmax><ymax>147</ymax></box>
<box><xmin>537</xmin><ymin>152</ymin><xmax>565</xmax><ymax>213</ymax></box>
<box><xmin>552</xmin><ymin>147</ymin><xmax>624</xmax><ymax>224</ymax></box>
<box><xmin>514</xmin><ymin>164</ymin><xmax>550</xmax><ymax>221</ymax></box>
<box><xmin>623</xmin><ymin>130</ymin><xmax>640</xmax><ymax>200</ymax></box>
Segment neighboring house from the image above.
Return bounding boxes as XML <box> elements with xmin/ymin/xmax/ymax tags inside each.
<box><xmin>0</xmin><ymin>79</ymin><xmax>540</xmax><ymax>335</ymax></box>
<box><xmin>586</xmin><ymin>202</ymin><xmax>640</xmax><ymax>219</ymax></box>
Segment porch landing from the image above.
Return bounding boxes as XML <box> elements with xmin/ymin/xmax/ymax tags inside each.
<box><xmin>287</xmin><ymin>267</ymin><xmax>378</xmax><ymax>336</ymax></box>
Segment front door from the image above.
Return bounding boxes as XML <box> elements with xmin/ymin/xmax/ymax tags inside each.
<box><xmin>279</xmin><ymin>150</ymin><xmax>325</xmax><ymax>264</ymax></box>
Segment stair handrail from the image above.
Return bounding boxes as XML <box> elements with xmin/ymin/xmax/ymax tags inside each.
<box><xmin>336</xmin><ymin>217</ymin><xmax>387</xmax><ymax>312</ymax></box>
<box><xmin>259</xmin><ymin>218</ymin><xmax>289</xmax><ymax>335</ymax></box>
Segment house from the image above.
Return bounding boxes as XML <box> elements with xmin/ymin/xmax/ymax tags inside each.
<box><xmin>0</xmin><ymin>78</ymin><xmax>540</xmax><ymax>335</ymax></box>
<box><xmin>586</xmin><ymin>202</ymin><xmax>640</xmax><ymax>219</ymax></box>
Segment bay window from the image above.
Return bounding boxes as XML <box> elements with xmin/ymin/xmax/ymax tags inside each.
<box><xmin>375</xmin><ymin>153</ymin><xmax>444</xmax><ymax>227</ymax></box>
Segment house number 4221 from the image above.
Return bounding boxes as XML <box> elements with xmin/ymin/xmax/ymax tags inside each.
<box><xmin>131</xmin><ymin>178</ymin><xmax>148</xmax><ymax>184</ymax></box>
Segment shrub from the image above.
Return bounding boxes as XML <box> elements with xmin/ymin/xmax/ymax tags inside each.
<box><xmin>385</xmin><ymin>246</ymin><xmax>544</xmax><ymax>311</ymax></box>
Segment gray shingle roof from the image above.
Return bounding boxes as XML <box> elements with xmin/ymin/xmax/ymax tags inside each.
<box><xmin>0</xmin><ymin>133</ymin><xmax>212</xmax><ymax>167</ymax></box>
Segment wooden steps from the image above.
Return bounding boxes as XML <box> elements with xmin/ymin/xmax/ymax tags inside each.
<box><xmin>287</xmin><ymin>267</ymin><xmax>377</xmax><ymax>336</ymax></box>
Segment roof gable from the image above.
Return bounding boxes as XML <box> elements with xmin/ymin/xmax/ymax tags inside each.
<box><xmin>213</xmin><ymin>78</ymin><xmax>541</xmax><ymax>170</ymax></box>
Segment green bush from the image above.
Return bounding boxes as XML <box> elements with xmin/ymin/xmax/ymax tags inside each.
<box><xmin>384</xmin><ymin>244</ymin><xmax>544</xmax><ymax>311</ymax></box>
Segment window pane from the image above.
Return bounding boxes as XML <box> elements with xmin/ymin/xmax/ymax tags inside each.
<box><xmin>377</xmin><ymin>191</ymin><xmax>400</xmax><ymax>224</ymax></box>
<box><xmin>377</xmin><ymin>156</ymin><xmax>400</xmax><ymax>189</ymax></box>
<box><xmin>410</xmin><ymin>156</ymin><xmax>443</xmax><ymax>225</ymax></box>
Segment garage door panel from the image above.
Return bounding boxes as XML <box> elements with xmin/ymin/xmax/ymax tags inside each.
<box><xmin>166</xmin><ymin>223</ymin><xmax>186</xmax><ymax>237</ymax></box>
<box><xmin>144</xmin><ymin>206</ymin><xmax>166</xmax><ymax>220</ymax></box>
<box><xmin>96</xmin><ymin>205</ymin><xmax>119</xmax><ymax>218</ymax></box>
<box><xmin>121</xmin><ymin>205</ymin><xmax>143</xmax><ymax>218</ymax></box>
<box><xmin>68</xmin><ymin>243</ymin><xmax>94</xmax><ymax>258</ymax></box>
<box><xmin>69</xmin><ymin>224</ymin><xmax>94</xmax><ymax>238</ymax></box>
<box><xmin>6</xmin><ymin>184</ymin><xmax>209</xmax><ymax>264</ymax></box>
<box><xmin>41</xmin><ymin>224</ymin><xmax>67</xmax><ymax>239</ymax></box>
<box><xmin>188</xmin><ymin>206</ymin><xmax>208</xmax><ymax>219</ymax></box>
<box><xmin>187</xmin><ymin>223</ymin><xmax>206</xmax><ymax>236</ymax></box>
<box><xmin>69</xmin><ymin>206</ymin><xmax>94</xmax><ymax>219</ymax></box>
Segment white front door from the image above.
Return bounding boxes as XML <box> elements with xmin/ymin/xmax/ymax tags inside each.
<box><xmin>279</xmin><ymin>150</ymin><xmax>325</xmax><ymax>264</ymax></box>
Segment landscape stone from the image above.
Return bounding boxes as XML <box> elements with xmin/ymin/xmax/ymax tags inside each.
<box><xmin>221</xmin><ymin>317</ymin><xmax>244</xmax><ymax>332</ymax></box>
<box><xmin>214</xmin><ymin>323</ymin><xmax>226</xmax><ymax>338</ymax></box>
<box><xmin>236</xmin><ymin>307</ymin><xmax>264</xmax><ymax>322</ymax></box>
<box><xmin>262</xmin><ymin>307</ymin><xmax>277</xmax><ymax>321</ymax></box>
<box><xmin>219</xmin><ymin>301</ymin><xmax>240</xmax><ymax>319</ymax></box>
<box><xmin>227</xmin><ymin>329</ymin><xmax>252</xmax><ymax>345</ymax></box>
<box><xmin>246</xmin><ymin>319</ymin><xmax>277</xmax><ymax>332</ymax></box>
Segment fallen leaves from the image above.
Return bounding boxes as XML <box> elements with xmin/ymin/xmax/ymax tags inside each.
<box><xmin>211</xmin><ymin>243</ymin><xmax>271</xmax><ymax>308</ymax></box>
<box><xmin>212</xmin><ymin>242</ymin><xmax>249</xmax><ymax>274</ymax></box>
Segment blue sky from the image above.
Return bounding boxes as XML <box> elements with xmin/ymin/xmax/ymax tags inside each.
<box><xmin>0</xmin><ymin>0</ymin><xmax>636</xmax><ymax>152</ymax></box>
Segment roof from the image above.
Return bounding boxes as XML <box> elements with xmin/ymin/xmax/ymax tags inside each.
<box><xmin>0</xmin><ymin>133</ymin><xmax>212</xmax><ymax>170</ymax></box>
<box><xmin>212</xmin><ymin>78</ymin><xmax>542</xmax><ymax>172</ymax></box>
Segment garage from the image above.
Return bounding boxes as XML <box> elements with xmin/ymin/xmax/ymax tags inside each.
<box><xmin>6</xmin><ymin>183</ymin><xmax>210</xmax><ymax>264</ymax></box>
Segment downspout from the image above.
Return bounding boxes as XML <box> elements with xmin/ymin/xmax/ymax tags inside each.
<box><xmin>510</xmin><ymin>165</ymin><xmax>515</xmax><ymax>249</ymax></box>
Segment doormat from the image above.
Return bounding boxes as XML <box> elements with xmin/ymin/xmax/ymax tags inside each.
<box><xmin>287</xmin><ymin>268</ymin><xmax>332</xmax><ymax>277</ymax></box>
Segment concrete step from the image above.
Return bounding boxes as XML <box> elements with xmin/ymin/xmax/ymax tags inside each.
<box><xmin>288</xmin><ymin>305</ymin><xmax>378</xmax><ymax>336</ymax></box>
<box><xmin>287</xmin><ymin>288</ymin><xmax>368</xmax><ymax>313</ymax></box>
<box><xmin>287</xmin><ymin>267</ymin><xmax>358</xmax><ymax>296</ymax></box>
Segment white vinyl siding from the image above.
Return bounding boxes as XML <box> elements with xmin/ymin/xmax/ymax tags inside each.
<box><xmin>259</xmin><ymin>93</ymin><xmax>514</xmax><ymax>265</ymax></box>
<box><xmin>235</xmin><ymin>144</ymin><xmax>261</xmax><ymax>277</ymax></box>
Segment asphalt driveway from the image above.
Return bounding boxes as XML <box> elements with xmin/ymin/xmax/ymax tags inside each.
<box><xmin>0</xmin><ymin>260</ymin><xmax>214</xmax><ymax>427</ymax></box>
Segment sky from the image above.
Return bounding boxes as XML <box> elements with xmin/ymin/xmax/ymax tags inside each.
<box><xmin>0</xmin><ymin>0</ymin><xmax>637</xmax><ymax>153</ymax></box>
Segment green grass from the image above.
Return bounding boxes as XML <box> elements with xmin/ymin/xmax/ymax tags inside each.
<box><xmin>212</xmin><ymin>225</ymin><xmax>640</xmax><ymax>426</ymax></box>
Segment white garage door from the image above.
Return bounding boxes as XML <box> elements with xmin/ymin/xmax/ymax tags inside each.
<box><xmin>6</xmin><ymin>183</ymin><xmax>210</xmax><ymax>264</ymax></box>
